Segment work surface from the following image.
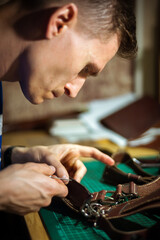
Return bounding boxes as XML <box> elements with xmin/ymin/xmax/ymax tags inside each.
<box><xmin>40</xmin><ymin>160</ymin><xmax>159</xmax><ymax>240</ymax></box>
<box><xmin>2</xmin><ymin>129</ymin><xmax>160</xmax><ymax>240</ymax></box>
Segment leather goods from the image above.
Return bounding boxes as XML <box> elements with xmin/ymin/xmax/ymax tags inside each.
<box><xmin>102</xmin><ymin>151</ymin><xmax>159</xmax><ymax>186</ymax></box>
<box><xmin>100</xmin><ymin>96</ymin><xmax>160</xmax><ymax>139</ymax></box>
<box><xmin>59</xmin><ymin>177</ymin><xmax>160</xmax><ymax>240</ymax></box>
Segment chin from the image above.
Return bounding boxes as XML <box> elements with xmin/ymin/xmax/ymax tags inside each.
<box><xmin>20</xmin><ymin>86</ymin><xmax>43</xmax><ymax>104</ymax></box>
<box><xmin>32</xmin><ymin>98</ymin><xmax>44</xmax><ymax>105</ymax></box>
<box><xmin>25</xmin><ymin>94</ymin><xmax>44</xmax><ymax>105</ymax></box>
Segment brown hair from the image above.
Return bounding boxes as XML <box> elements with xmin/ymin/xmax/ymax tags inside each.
<box><xmin>1</xmin><ymin>0</ymin><xmax>137</xmax><ymax>58</ymax></box>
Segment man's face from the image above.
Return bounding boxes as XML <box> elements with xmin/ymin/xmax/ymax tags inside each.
<box><xmin>19</xmin><ymin>31</ymin><xmax>119</xmax><ymax>104</ymax></box>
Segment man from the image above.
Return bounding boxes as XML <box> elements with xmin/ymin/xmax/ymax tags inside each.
<box><xmin>0</xmin><ymin>0</ymin><xmax>137</xmax><ymax>215</ymax></box>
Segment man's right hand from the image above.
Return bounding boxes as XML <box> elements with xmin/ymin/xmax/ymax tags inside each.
<box><xmin>0</xmin><ymin>162</ymin><xmax>68</xmax><ymax>215</ymax></box>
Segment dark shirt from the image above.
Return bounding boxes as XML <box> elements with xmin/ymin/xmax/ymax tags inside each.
<box><xmin>0</xmin><ymin>81</ymin><xmax>3</xmax><ymax>169</ymax></box>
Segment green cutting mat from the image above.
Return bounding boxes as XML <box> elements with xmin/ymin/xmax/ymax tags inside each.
<box><xmin>40</xmin><ymin>160</ymin><xmax>159</xmax><ymax>240</ymax></box>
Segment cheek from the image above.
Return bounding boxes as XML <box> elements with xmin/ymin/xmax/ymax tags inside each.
<box><xmin>18</xmin><ymin>58</ymin><xmax>44</xmax><ymax>104</ymax></box>
<box><xmin>19</xmin><ymin>42</ymin><xmax>53</xmax><ymax>80</ymax></box>
<box><xmin>18</xmin><ymin>46</ymin><xmax>49</xmax><ymax>96</ymax></box>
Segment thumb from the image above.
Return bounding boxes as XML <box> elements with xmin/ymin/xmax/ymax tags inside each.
<box><xmin>27</xmin><ymin>162</ymin><xmax>56</xmax><ymax>176</ymax></box>
<box><xmin>46</xmin><ymin>155</ymin><xmax>69</xmax><ymax>180</ymax></box>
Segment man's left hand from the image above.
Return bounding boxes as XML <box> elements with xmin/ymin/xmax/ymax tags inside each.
<box><xmin>11</xmin><ymin>144</ymin><xmax>114</xmax><ymax>182</ymax></box>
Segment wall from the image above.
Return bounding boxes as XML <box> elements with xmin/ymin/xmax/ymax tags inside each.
<box><xmin>134</xmin><ymin>0</ymin><xmax>160</xmax><ymax>101</ymax></box>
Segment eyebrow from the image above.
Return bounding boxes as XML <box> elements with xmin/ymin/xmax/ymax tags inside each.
<box><xmin>79</xmin><ymin>63</ymin><xmax>101</xmax><ymax>77</ymax></box>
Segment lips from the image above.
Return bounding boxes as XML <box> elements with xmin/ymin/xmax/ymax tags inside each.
<box><xmin>52</xmin><ymin>90</ymin><xmax>64</xmax><ymax>98</ymax></box>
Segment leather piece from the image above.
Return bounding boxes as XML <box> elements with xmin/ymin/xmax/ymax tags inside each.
<box><xmin>61</xmin><ymin>177</ymin><xmax>160</xmax><ymax>240</ymax></box>
<box><xmin>63</xmin><ymin>178</ymin><xmax>91</xmax><ymax>209</ymax></box>
<box><xmin>120</xmin><ymin>177</ymin><xmax>160</xmax><ymax>197</ymax></box>
<box><xmin>100</xmin><ymin>96</ymin><xmax>160</xmax><ymax>139</ymax></box>
<box><xmin>102</xmin><ymin>165</ymin><xmax>156</xmax><ymax>186</ymax></box>
<box><xmin>112</xmin><ymin>151</ymin><xmax>160</xmax><ymax>169</ymax></box>
<box><xmin>102</xmin><ymin>151</ymin><xmax>158</xmax><ymax>185</ymax></box>
<box><xmin>64</xmin><ymin>178</ymin><xmax>160</xmax><ymax>215</ymax></box>
<box><xmin>97</xmin><ymin>216</ymin><xmax>159</xmax><ymax>240</ymax></box>
<box><xmin>102</xmin><ymin>188</ymin><xmax>160</xmax><ymax>219</ymax></box>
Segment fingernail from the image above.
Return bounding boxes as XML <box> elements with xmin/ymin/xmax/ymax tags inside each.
<box><xmin>74</xmin><ymin>177</ymin><xmax>80</xmax><ymax>183</ymax></box>
<box><xmin>62</xmin><ymin>175</ymin><xmax>69</xmax><ymax>185</ymax></box>
<box><xmin>49</xmin><ymin>165</ymin><xmax>56</xmax><ymax>172</ymax></box>
<box><xmin>110</xmin><ymin>159</ymin><xmax>115</xmax><ymax>165</ymax></box>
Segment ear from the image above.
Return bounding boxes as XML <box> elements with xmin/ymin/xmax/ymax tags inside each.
<box><xmin>46</xmin><ymin>3</ymin><xmax>78</xmax><ymax>39</ymax></box>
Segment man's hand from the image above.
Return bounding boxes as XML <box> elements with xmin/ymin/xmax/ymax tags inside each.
<box><xmin>12</xmin><ymin>144</ymin><xmax>114</xmax><ymax>182</ymax></box>
<box><xmin>0</xmin><ymin>163</ymin><xmax>68</xmax><ymax>215</ymax></box>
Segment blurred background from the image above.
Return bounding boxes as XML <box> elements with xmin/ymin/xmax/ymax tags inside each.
<box><xmin>2</xmin><ymin>0</ymin><xmax>160</xmax><ymax>153</ymax></box>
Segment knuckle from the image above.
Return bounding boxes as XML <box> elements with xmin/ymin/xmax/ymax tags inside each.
<box><xmin>63</xmin><ymin>187</ymin><xmax>68</xmax><ymax>197</ymax></box>
<box><xmin>83</xmin><ymin>165</ymin><xmax>87</xmax><ymax>173</ymax></box>
<box><xmin>43</xmin><ymin>198</ymin><xmax>52</xmax><ymax>207</ymax></box>
<box><xmin>90</xmin><ymin>146</ymin><xmax>96</xmax><ymax>152</ymax></box>
<box><xmin>90</xmin><ymin>147</ymin><xmax>98</xmax><ymax>156</ymax></box>
<box><xmin>25</xmin><ymin>162</ymin><xmax>36</xmax><ymax>169</ymax></box>
<box><xmin>68</xmin><ymin>149</ymin><xmax>79</xmax><ymax>158</ymax></box>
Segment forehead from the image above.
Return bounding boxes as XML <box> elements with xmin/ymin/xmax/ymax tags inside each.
<box><xmin>87</xmin><ymin>33</ymin><xmax>120</xmax><ymax>71</ymax></box>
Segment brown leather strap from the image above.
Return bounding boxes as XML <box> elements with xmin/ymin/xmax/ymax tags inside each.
<box><xmin>61</xmin><ymin>177</ymin><xmax>160</xmax><ymax>240</ymax></box>
<box><xmin>137</xmin><ymin>156</ymin><xmax>160</xmax><ymax>167</ymax></box>
<box><xmin>62</xmin><ymin>177</ymin><xmax>92</xmax><ymax>212</ymax></box>
<box><xmin>112</xmin><ymin>151</ymin><xmax>160</xmax><ymax>168</ymax></box>
<box><xmin>102</xmin><ymin>151</ymin><xmax>158</xmax><ymax>186</ymax></box>
<box><xmin>97</xmin><ymin>216</ymin><xmax>159</xmax><ymax>240</ymax></box>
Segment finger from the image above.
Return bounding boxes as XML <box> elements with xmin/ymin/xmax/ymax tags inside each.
<box><xmin>49</xmin><ymin>178</ymin><xmax>68</xmax><ymax>197</ymax></box>
<box><xmin>72</xmin><ymin>159</ymin><xmax>87</xmax><ymax>182</ymax></box>
<box><xmin>25</xmin><ymin>162</ymin><xmax>56</xmax><ymax>176</ymax></box>
<box><xmin>46</xmin><ymin>154</ymin><xmax>69</xmax><ymax>180</ymax></box>
<box><xmin>77</xmin><ymin>146</ymin><xmax>115</xmax><ymax>165</ymax></box>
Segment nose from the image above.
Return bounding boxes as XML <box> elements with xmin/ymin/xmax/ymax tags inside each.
<box><xmin>64</xmin><ymin>78</ymin><xmax>85</xmax><ymax>98</ymax></box>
